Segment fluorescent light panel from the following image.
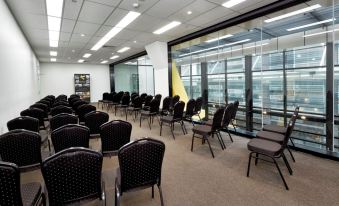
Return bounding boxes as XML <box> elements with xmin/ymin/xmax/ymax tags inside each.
<box><xmin>91</xmin><ymin>11</ymin><xmax>140</xmax><ymax>51</ymax></box>
<box><xmin>50</xmin><ymin>58</ymin><xmax>56</xmax><ymax>62</ymax></box>
<box><xmin>222</xmin><ymin>0</ymin><xmax>246</xmax><ymax>8</ymax></box>
<box><xmin>50</xmin><ymin>51</ymin><xmax>57</xmax><ymax>56</ymax></box>
<box><xmin>153</xmin><ymin>21</ymin><xmax>181</xmax><ymax>34</ymax></box>
<box><xmin>287</xmin><ymin>18</ymin><xmax>335</xmax><ymax>31</ymax></box>
<box><xmin>110</xmin><ymin>55</ymin><xmax>119</xmax><ymax>59</ymax></box>
<box><xmin>264</xmin><ymin>4</ymin><xmax>321</xmax><ymax>23</ymax></box>
<box><xmin>78</xmin><ymin>59</ymin><xmax>84</xmax><ymax>63</ymax></box>
<box><xmin>49</xmin><ymin>40</ymin><xmax>58</xmax><ymax>47</ymax></box>
<box><xmin>205</xmin><ymin>34</ymin><xmax>233</xmax><ymax>43</ymax></box>
<box><xmin>302</xmin><ymin>29</ymin><xmax>339</xmax><ymax>37</ymax></box>
<box><xmin>46</xmin><ymin>0</ymin><xmax>63</xmax><ymax>17</ymax></box>
<box><xmin>101</xmin><ymin>60</ymin><xmax>108</xmax><ymax>64</ymax></box>
<box><xmin>46</xmin><ymin>0</ymin><xmax>63</xmax><ymax>48</ymax></box>
<box><xmin>117</xmin><ymin>47</ymin><xmax>130</xmax><ymax>53</ymax></box>
<box><xmin>83</xmin><ymin>53</ymin><xmax>92</xmax><ymax>58</ymax></box>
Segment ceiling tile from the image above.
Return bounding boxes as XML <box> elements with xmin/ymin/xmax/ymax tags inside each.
<box><xmin>187</xmin><ymin>6</ymin><xmax>236</xmax><ymax>27</ymax></box>
<box><xmin>126</xmin><ymin>14</ymin><xmax>167</xmax><ymax>32</ymax></box>
<box><xmin>104</xmin><ymin>8</ymin><xmax>129</xmax><ymax>26</ymax></box>
<box><xmin>59</xmin><ymin>32</ymin><xmax>72</xmax><ymax>41</ymax></box>
<box><xmin>17</xmin><ymin>13</ymin><xmax>48</xmax><ymax>31</ymax></box>
<box><xmin>63</xmin><ymin>0</ymin><xmax>84</xmax><ymax>20</ymax></box>
<box><xmin>6</xmin><ymin>0</ymin><xmax>46</xmax><ymax>15</ymax></box>
<box><xmin>73</xmin><ymin>21</ymin><xmax>101</xmax><ymax>36</ymax></box>
<box><xmin>87</xmin><ymin>0</ymin><xmax>121</xmax><ymax>7</ymax></box>
<box><xmin>78</xmin><ymin>1</ymin><xmax>114</xmax><ymax>24</ymax></box>
<box><xmin>70</xmin><ymin>34</ymin><xmax>92</xmax><ymax>43</ymax></box>
<box><xmin>146</xmin><ymin>0</ymin><xmax>195</xmax><ymax>18</ymax></box>
<box><xmin>25</xmin><ymin>28</ymin><xmax>49</xmax><ymax>40</ymax></box>
<box><xmin>117</xmin><ymin>0</ymin><xmax>159</xmax><ymax>13</ymax></box>
<box><xmin>237</xmin><ymin>0</ymin><xmax>277</xmax><ymax>14</ymax></box>
<box><xmin>61</xmin><ymin>18</ymin><xmax>76</xmax><ymax>33</ymax></box>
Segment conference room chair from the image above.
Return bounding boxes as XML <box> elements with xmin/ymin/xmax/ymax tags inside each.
<box><xmin>69</xmin><ymin>97</ymin><xmax>81</xmax><ymax>107</ymax></box>
<box><xmin>72</xmin><ymin>100</ymin><xmax>87</xmax><ymax>112</ymax></box>
<box><xmin>115</xmin><ymin>94</ymin><xmax>130</xmax><ymax>119</ymax></box>
<box><xmin>172</xmin><ymin>95</ymin><xmax>180</xmax><ymax>107</ymax></box>
<box><xmin>230</xmin><ymin>100</ymin><xmax>239</xmax><ymax>132</ymax></box>
<box><xmin>0</xmin><ymin>161</ymin><xmax>46</xmax><ymax>205</ymax></box>
<box><xmin>143</xmin><ymin>95</ymin><xmax>153</xmax><ymax>111</ymax></box>
<box><xmin>193</xmin><ymin>97</ymin><xmax>203</xmax><ymax>121</ymax></box>
<box><xmin>77</xmin><ymin>104</ymin><xmax>96</xmax><ymax>123</ymax></box>
<box><xmin>20</xmin><ymin>108</ymin><xmax>48</xmax><ymax>130</ymax></box>
<box><xmin>50</xmin><ymin>113</ymin><xmax>78</xmax><ymax>132</ymax></box>
<box><xmin>127</xmin><ymin>96</ymin><xmax>142</xmax><ymax>121</ymax></box>
<box><xmin>155</xmin><ymin>94</ymin><xmax>162</xmax><ymax>102</ymax></box>
<box><xmin>30</xmin><ymin>103</ymin><xmax>49</xmax><ymax>121</ymax></box>
<box><xmin>160</xmin><ymin>101</ymin><xmax>186</xmax><ymax>139</ymax></box>
<box><xmin>50</xmin><ymin>105</ymin><xmax>73</xmax><ymax>117</ymax></box>
<box><xmin>139</xmin><ymin>93</ymin><xmax>147</xmax><ymax>103</ymax></box>
<box><xmin>98</xmin><ymin>92</ymin><xmax>109</xmax><ymax>108</ymax></box>
<box><xmin>183</xmin><ymin>98</ymin><xmax>196</xmax><ymax>125</ymax></box>
<box><xmin>100</xmin><ymin>120</ymin><xmax>132</xmax><ymax>156</ymax></box>
<box><xmin>191</xmin><ymin>108</ymin><xmax>225</xmax><ymax>158</ymax></box>
<box><xmin>115</xmin><ymin>138</ymin><xmax>165</xmax><ymax>206</ymax></box>
<box><xmin>37</xmin><ymin>99</ymin><xmax>51</xmax><ymax>108</ymax></box>
<box><xmin>51</xmin><ymin>124</ymin><xmax>90</xmax><ymax>153</ymax></box>
<box><xmin>52</xmin><ymin>100</ymin><xmax>69</xmax><ymax>108</ymax></box>
<box><xmin>140</xmin><ymin>99</ymin><xmax>160</xmax><ymax>130</ymax></box>
<box><xmin>160</xmin><ymin>96</ymin><xmax>171</xmax><ymax>116</ymax></box>
<box><xmin>41</xmin><ymin>148</ymin><xmax>106</xmax><ymax>205</ymax></box>
<box><xmin>84</xmin><ymin>111</ymin><xmax>109</xmax><ymax>138</ymax></box>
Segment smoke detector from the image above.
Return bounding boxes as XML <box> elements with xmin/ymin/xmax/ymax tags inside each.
<box><xmin>133</xmin><ymin>2</ymin><xmax>139</xmax><ymax>8</ymax></box>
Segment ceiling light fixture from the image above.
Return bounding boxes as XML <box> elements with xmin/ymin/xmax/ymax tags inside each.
<box><xmin>50</xmin><ymin>51</ymin><xmax>57</xmax><ymax>56</ymax></box>
<box><xmin>264</xmin><ymin>4</ymin><xmax>321</xmax><ymax>23</ymax></box>
<box><xmin>81</xmin><ymin>34</ymin><xmax>85</xmax><ymax>37</ymax></box>
<box><xmin>110</xmin><ymin>55</ymin><xmax>119</xmax><ymax>59</ymax></box>
<box><xmin>302</xmin><ymin>28</ymin><xmax>339</xmax><ymax>37</ymax></box>
<box><xmin>222</xmin><ymin>0</ymin><xmax>246</xmax><ymax>8</ymax></box>
<box><xmin>117</xmin><ymin>47</ymin><xmax>130</xmax><ymax>53</ymax></box>
<box><xmin>287</xmin><ymin>18</ymin><xmax>335</xmax><ymax>31</ymax></box>
<box><xmin>91</xmin><ymin>11</ymin><xmax>140</xmax><ymax>51</ymax></box>
<box><xmin>50</xmin><ymin>40</ymin><xmax>58</xmax><ymax>47</ymax></box>
<box><xmin>205</xmin><ymin>34</ymin><xmax>233</xmax><ymax>43</ymax></box>
<box><xmin>46</xmin><ymin>0</ymin><xmax>64</xmax><ymax>48</ymax></box>
<box><xmin>51</xmin><ymin>58</ymin><xmax>56</xmax><ymax>62</ymax></box>
<box><xmin>83</xmin><ymin>53</ymin><xmax>92</xmax><ymax>58</ymax></box>
<box><xmin>101</xmin><ymin>60</ymin><xmax>108</xmax><ymax>64</ymax></box>
<box><xmin>187</xmin><ymin>11</ymin><xmax>192</xmax><ymax>15</ymax></box>
<box><xmin>78</xmin><ymin>59</ymin><xmax>85</xmax><ymax>63</ymax></box>
<box><xmin>153</xmin><ymin>21</ymin><xmax>181</xmax><ymax>34</ymax></box>
<box><xmin>46</xmin><ymin>0</ymin><xmax>64</xmax><ymax>17</ymax></box>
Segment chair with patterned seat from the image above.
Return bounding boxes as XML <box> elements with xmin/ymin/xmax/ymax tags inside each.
<box><xmin>77</xmin><ymin>104</ymin><xmax>96</xmax><ymax>123</ymax></box>
<box><xmin>30</xmin><ymin>103</ymin><xmax>49</xmax><ymax>120</ymax></box>
<box><xmin>0</xmin><ymin>161</ymin><xmax>46</xmax><ymax>206</ymax></box>
<box><xmin>160</xmin><ymin>96</ymin><xmax>171</xmax><ymax>116</ymax></box>
<box><xmin>51</xmin><ymin>124</ymin><xmax>90</xmax><ymax>153</ymax></box>
<box><xmin>84</xmin><ymin>111</ymin><xmax>109</xmax><ymax>138</ymax></box>
<box><xmin>20</xmin><ymin>108</ymin><xmax>47</xmax><ymax>130</ymax></box>
<box><xmin>160</xmin><ymin>101</ymin><xmax>186</xmax><ymax>139</ymax></box>
<box><xmin>193</xmin><ymin>97</ymin><xmax>203</xmax><ymax>121</ymax></box>
<box><xmin>50</xmin><ymin>105</ymin><xmax>73</xmax><ymax>117</ymax></box>
<box><xmin>50</xmin><ymin>113</ymin><xmax>78</xmax><ymax>132</ymax></box>
<box><xmin>41</xmin><ymin>148</ymin><xmax>106</xmax><ymax>205</ymax></box>
<box><xmin>140</xmin><ymin>99</ymin><xmax>160</xmax><ymax>130</ymax></box>
<box><xmin>100</xmin><ymin>120</ymin><xmax>132</xmax><ymax>156</ymax></box>
<box><xmin>115</xmin><ymin>138</ymin><xmax>165</xmax><ymax>206</ymax></box>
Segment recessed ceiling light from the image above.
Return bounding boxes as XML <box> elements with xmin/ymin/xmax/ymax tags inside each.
<box><xmin>91</xmin><ymin>11</ymin><xmax>140</xmax><ymax>51</ymax></box>
<box><xmin>153</xmin><ymin>21</ymin><xmax>181</xmax><ymax>34</ymax></box>
<box><xmin>46</xmin><ymin>0</ymin><xmax>63</xmax><ymax>48</ymax></box>
<box><xmin>187</xmin><ymin>11</ymin><xmax>192</xmax><ymax>15</ymax></box>
<box><xmin>50</xmin><ymin>51</ymin><xmax>57</xmax><ymax>56</ymax></box>
<box><xmin>51</xmin><ymin>58</ymin><xmax>56</xmax><ymax>62</ymax></box>
<box><xmin>222</xmin><ymin>0</ymin><xmax>246</xmax><ymax>8</ymax></box>
<box><xmin>302</xmin><ymin>28</ymin><xmax>339</xmax><ymax>38</ymax></box>
<box><xmin>101</xmin><ymin>60</ymin><xmax>108</xmax><ymax>64</ymax></box>
<box><xmin>132</xmin><ymin>2</ymin><xmax>139</xmax><ymax>8</ymax></box>
<box><xmin>50</xmin><ymin>40</ymin><xmax>58</xmax><ymax>47</ymax></box>
<box><xmin>110</xmin><ymin>55</ymin><xmax>119</xmax><ymax>59</ymax></box>
<box><xmin>81</xmin><ymin>34</ymin><xmax>85</xmax><ymax>37</ymax></box>
<box><xmin>117</xmin><ymin>47</ymin><xmax>130</xmax><ymax>53</ymax></box>
<box><xmin>83</xmin><ymin>53</ymin><xmax>92</xmax><ymax>58</ymax></box>
<box><xmin>264</xmin><ymin>4</ymin><xmax>321</xmax><ymax>23</ymax></box>
<box><xmin>72</xmin><ymin>50</ymin><xmax>75</xmax><ymax>52</ymax></box>
<box><xmin>46</xmin><ymin>0</ymin><xmax>64</xmax><ymax>17</ymax></box>
<box><xmin>205</xmin><ymin>34</ymin><xmax>233</xmax><ymax>43</ymax></box>
<box><xmin>133</xmin><ymin>40</ymin><xmax>137</xmax><ymax>43</ymax></box>
<box><xmin>78</xmin><ymin>59</ymin><xmax>85</xmax><ymax>63</ymax></box>
<box><xmin>287</xmin><ymin>18</ymin><xmax>335</xmax><ymax>31</ymax></box>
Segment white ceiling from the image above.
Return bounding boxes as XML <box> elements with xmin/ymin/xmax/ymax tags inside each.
<box><xmin>5</xmin><ymin>0</ymin><xmax>277</xmax><ymax>64</ymax></box>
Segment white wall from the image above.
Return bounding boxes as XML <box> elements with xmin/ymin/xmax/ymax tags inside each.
<box><xmin>0</xmin><ymin>1</ymin><xmax>40</xmax><ymax>133</ymax></box>
<box><xmin>40</xmin><ymin>63</ymin><xmax>110</xmax><ymax>102</ymax></box>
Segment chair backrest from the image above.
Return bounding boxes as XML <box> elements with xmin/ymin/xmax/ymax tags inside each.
<box><xmin>222</xmin><ymin>103</ymin><xmax>234</xmax><ymax>128</ymax></box>
<box><xmin>133</xmin><ymin>96</ymin><xmax>142</xmax><ymax>108</ymax></box>
<box><xmin>173</xmin><ymin>101</ymin><xmax>185</xmax><ymax>119</ymax></box>
<box><xmin>102</xmin><ymin>92</ymin><xmax>109</xmax><ymax>100</ymax></box>
<box><xmin>20</xmin><ymin>108</ymin><xmax>45</xmax><ymax>128</ymax></box>
<box><xmin>282</xmin><ymin>114</ymin><xmax>298</xmax><ymax>149</ymax></box>
<box><xmin>0</xmin><ymin>130</ymin><xmax>42</xmax><ymax>169</ymax></box>
<box><xmin>0</xmin><ymin>161</ymin><xmax>23</xmax><ymax>205</ymax></box>
<box><xmin>41</xmin><ymin>148</ymin><xmax>103</xmax><ymax>205</ymax></box>
<box><xmin>144</xmin><ymin>95</ymin><xmax>153</xmax><ymax>107</ymax></box>
<box><xmin>7</xmin><ymin>116</ymin><xmax>39</xmax><ymax>132</ymax></box>
<box><xmin>56</xmin><ymin>94</ymin><xmax>67</xmax><ymax>101</ymax></box>
<box><xmin>77</xmin><ymin>104</ymin><xmax>96</xmax><ymax>122</ymax></box>
<box><xmin>185</xmin><ymin>99</ymin><xmax>196</xmax><ymax>116</ymax></box>
<box><xmin>52</xmin><ymin>101</ymin><xmax>69</xmax><ymax>108</ymax></box>
<box><xmin>118</xmin><ymin>138</ymin><xmax>165</xmax><ymax>192</ymax></box>
<box><xmin>149</xmin><ymin>99</ymin><xmax>160</xmax><ymax>113</ymax></box>
<box><xmin>172</xmin><ymin>95</ymin><xmax>180</xmax><ymax>106</ymax></box>
<box><xmin>294</xmin><ymin>106</ymin><xmax>300</xmax><ymax>116</ymax></box>
<box><xmin>51</xmin><ymin>125</ymin><xmax>90</xmax><ymax>153</ymax></box>
<box><xmin>69</xmin><ymin>97</ymin><xmax>80</xmax><ymax>106</ymax></box>
<box><xmin>50</xmin><ymin>113</ymin><xmax>78</xmax><ymax>131</ymax></box>
<box><xmin>50</xmin><ymin>105</ymin><xmax>73</xmax><ymax>116</ymax></box>
<box><xmin>107</xmin><ymin>92</ymin><xmax>114</xmax><ymax>101</ymax></box>
<box><xmin>211</xmin><ymin>108</ymin><xmax>225</xmax><ymax>130</ymax></box>
<box><xmin>84</xmin><ymin>111</ymin><xmax>109</xmax><ymax>135</ymax></box>
<box><xmin>100</xmin><ymin>120</ymin><xmax>132</xmax><ymax>154</ymax></box>
<box><xmin>121</xmin><ymin>95</ymin><xmax>130</xmax><ymax>106</ymax></box>
<box><xmin>72</xmin><ymin>100</ymin><xmax>87</xmax><ymax>111</ymax></box>
<box><xmin>194</xmin><ymin>97</ymin><xmax>203</xmax><ymax>113</ymax></box>
<box><xmin>162</xmin><ymin>96</ymin><xmax>172</xmax><ymax>111</ymax></box>
<box><xmin>155</xmin><ymin>94</ymin><xmax>162</xmax><ymax>102</ymax></box>
<box><xmin>37</xmin><ymin>100</ymin><xmax>51</xmax><ymax>109</ymax></box>
<box><xmin>140</xmin><ymin>93</ymin><xmax>147</xmax><ymax>102</ymax></box>
<box><xmin>30</xmin><ymin>103</ymin><xmax>49</xmax><ymax>116</ymax></box>
<box><xmin>231</xmin><ymin>100</ymin><xmax>239</xmax><ymax>119</ymax></box>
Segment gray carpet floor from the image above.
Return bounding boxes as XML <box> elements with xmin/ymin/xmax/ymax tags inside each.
<box><xmin>22</xmin><ymin>106</ymin><xmax>339</xmax><ymax>206</ymax></box>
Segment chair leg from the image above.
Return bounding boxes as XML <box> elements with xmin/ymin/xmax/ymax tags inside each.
<box><xmin>231</xmin><ymin>120</ymin><xmax>237</xmax><ymax>132</ymax></box>
<box><xmin>160</xmin><ymin>121</ymin><xmax>163</xmax><ymax>136</ymax></box>
<box><xmin>140</xmin><ymin>115</ymin><xmax>142</xmax><ymax>127</ymax></box>
<box><xmin>191</xmin><ymin>132</ymin><xmax>195</xmax><ymax>151</ymax></box>
<box><xmin>289</xmin><ymin>137</ymin><xmax>295</xmax><ymax>147</ymax></box>
<box><xmin>41</xmin><ymin>192</ymin><xmax>46</xmax><ymax>206</ymax></box>
<box><xmin>115</xmin><ymin>183</ymin><xmax>120</xmax><ymax>206</ymax></box>
<box><xmin>217</xmin><ymin>132</ymin><xmax>226</xmax><ymax>149</ymax></box>
<box><xmin>226</xmin><ymin>128</ymin><xmax>233</xmax><ymax>142</ymax></box>
<box><xmin>152</xmin><ymin>185</ymin><xmax>154</xmax><ymax>198</ymax></box>
<box><xmin>287</xmin><ymin>146</ymin><xmax>296</xmax><ymax>162</ymax></box>
<box><xmin>204</xmin><ymin>135</ymin><xmax>215</xmax><ymax>158</ymax></box>
<box><xmin>273</xmin><ymin>158</ymin><xmax>289</xmax><ymax>190</ymax></box>
<box><xmin>148</xmin><ymin>116</ymin><xmax>152</xmax><ymax>130</ymax></box>
<box><xmin>247</xmin><ymin>152</ymin><xmax>253</xmax><ymax>177</ymax></box>
<box><xmin>158</xmin><ymin>185</ymin><xmax>164</xmax><ymax>206</ymax></box>
<box><xmin>282</xmin><ymin>153</ymin><xmax>293</xmax><ymax>175</ymax></box>
<box><xmin>180</xmin><ymin>121</ymin><xmax>186</xmax><ymax>135</ymax></box>
<box><xmin>170</xmin><ymin>123</ymin><xmax>175</xmax><ymax>139</ymax></box>
<box><xmin>125</xmin><ymin>108</ymin><xmax>127</xmax><ymax>121</ymax></box>
<box><xmin>182</xmin><ymin>120</ymin><xmax>187</xmax><ymax>134</ymax></box>
<box><xmin>255</xmin><ymin>153</ymin><xmax>259</xmax><ymax>165</ymax></box>
<box><xmin>216</xmin><ymin>132</ymin><xmax>225</xmax><ymax>150</ymax></box>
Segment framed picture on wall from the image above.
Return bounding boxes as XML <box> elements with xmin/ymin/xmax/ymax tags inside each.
<box><xmin>74</xmin><ymin>74</ymin><xmax>90</xmax><ymax>102</ymax></box>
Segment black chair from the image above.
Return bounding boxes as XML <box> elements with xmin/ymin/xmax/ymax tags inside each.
<box><xmin>140</xmin><ymin>99</ymin><xmax>160</xmax><ymax>130</ymax></box>
<box><xmin>140</xmin><ymin>93</ymin><xmax>147</xmax><ymax>103</ymax></box>
<box><xmin>191</xmin><ymin>108</ymin><xmax>225</xmax><ymax>158</ymax></box>
<box><xmin>37</xmin><ymin>99</ymin><xmax>51</xmax><ymax>108</ymax></box>
<box><xmin>56</xmin><ymin>94</ymin><xmax>67</xmax><ymax>101</ymax></box>
<box><xmin>50</xmin><ymin>105</ymin><xmax>73</xmax><ymax>116</ymax></box>
<box><xmin>84</xmin><ymin>111</ymin><xmax>109</xmax><ymax>138</ymax></box>
<box><xmin>127</xmin><ymin>96</ymin><xmax>142</xmax><ymax>121</ymax></box>
<box><xmin>72</xmin><ymin>100</ymin><xmax>87</xmax><ymax>112</ymax></box>
<box><xmin>160</xmin><ymin>96</ymin><xmax>171</xmax><ymax>116</ymax></box>
<box><xmin>246</xmin><ymin>115</ymin><xmax>297</xmax><ymax>190</ymax></box>
<box><xmin>51</xmin><ymin>124</ymin><xmax>90</xmax><ymax>153</ymax></box>
<box><xmin>193</xmin><ymin>97</ymin><xmax>203</xmax><ymax>121</ymax></box>
<box><xmin>155</xmin><ymin>94</ymin><xmax>162</xmax><ymax>102</ymax></box>
<box><xmin>172</xmin><ymin>95</ymin><xmax>180</xmax><ymax>107</ymax></box>
<box><xmin>77</xmin><ymin>104</ymin><xmax>96</xmax><ymax>123</ymax></box>
<box><xmin>0</xmin><ymin>130</ymin><xmax>42</xmax><ymax>171</ymax></box>
<box><xmin>99</xmin><ymin>92</ymin><xmax>110</xmax><ymax>108</ymax></box>
<box><xmin>50</xmin><ymin>113</ymin><xmax>78</xmax><ymax>132</ymax></box>
<box><xmin>41</xmin><ymin>148</ymin><xmax>105</xmax><ymax>205</ymax></box>
<box><xmin>20</xmin><ymin>108</ymin><xmax>47</xmax><ymax>130</ymax></box>
<box><xmin>52</xmin><ymin>101</ymin><xmax>69</xmax><ymax>108</ymax></box>
<box><xmin>100</xmin><ymin>120</ymin><xmax>132</xmax><ymax>156</ymax></box>
<box><xmin>115</xmin><ymin>138</ymin><xmax>165</xmax><ymax>206</ymax></box>
<box><xmin>0</xmin><ymin>161</ymin><xmax>46</xmax><ymax>205</ymax></box>
<box><xmin>230</xmin><ymin>100</ymin><xmax>239</xmax><ymax>132</ymax></box>
<box><xmin>143</xmin><ymin>95</ymin><xmax>153</xmax><ymax>111</ymax></box>
<box><xmin>115</xmin><ymin>95</ymin><xmax>130</xmax><ymax>120</ymax></box>
<box><xmin>160</xmin><ymin>101</ymin><xmax>186</xmax><ymax>139</ymax></box>
<box><xmin>69</xmin><ymin>97</ymin><xmax>81</xmax><ymax>107</ymax></box>
<box><xmin>184</xmin><ymin>99</ymin><xmax>196</xmax><ymax>125</ymax></box>
<box><xmin>30</xmin><ymin>103</ymin><xmax>49</xmax><ymax>118</ymax></box>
